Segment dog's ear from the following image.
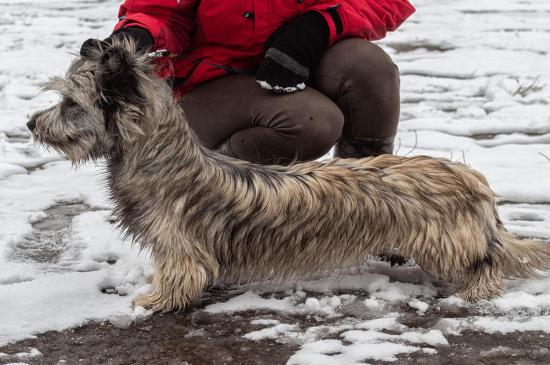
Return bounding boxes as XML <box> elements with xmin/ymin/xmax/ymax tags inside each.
<box><xmin>97</xmin><ymin>45</ymin><xmax>140</xmax><ymax>99</ymax></box>
<box><xmin>97</xmin><ymin>45</ymin><xmax>147</xmax><ymax>143</ymax></box>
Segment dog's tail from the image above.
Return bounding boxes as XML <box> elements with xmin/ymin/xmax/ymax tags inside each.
<box><xmin>494</xmin><ymin>228</ymin><xmax>550</xmax><ymax>279</ymax></box>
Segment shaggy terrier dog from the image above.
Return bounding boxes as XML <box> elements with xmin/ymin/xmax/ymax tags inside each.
<box><xmin>28</xmin><ymin>40</ymin><xmax>550</xmax><ymax>312</ymax></box>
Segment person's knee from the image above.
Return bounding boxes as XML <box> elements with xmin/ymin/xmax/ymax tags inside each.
<box><xmin>314</xmin><ymin>39</ymin><xmax>401</xmax><ymax>140</ymax></box>
<box><xmin>320</xmin><ymin>39</ymin><xmax>400</xmax><ymax>94</ymax></box>
<box><xmin>297</xmin><ymin>104</ymin><xmax>344</xmax><ymax>160</ymax></box>
<box><xmin>260</xmin><ymin>95</ymin><xmax>344</xmax><ymax>160</ymax></box>
<box><xmin>354</xmin><ymin>41</ymin><xmax>398</xmax><ymax>88</ymax></box>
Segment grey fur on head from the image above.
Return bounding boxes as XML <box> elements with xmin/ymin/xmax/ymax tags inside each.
<box><xmin>30</xmin><ymin>39</ymin><xmax>550</xmax><ymax>312</ymax></box>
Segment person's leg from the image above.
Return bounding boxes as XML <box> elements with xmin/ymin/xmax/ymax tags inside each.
<box><xmin>311</xmin><ymin>38</ymin><xmax>401</xmax><ymax>158</ymax></box>
<box><xmin>179</xmin><ymin>75</ymin><xmax>344</xmax><ymax>164</ymax></box>
<box><xmin>312</xmin><ymin>39</ymin><xmax>407</xmax><ymax>266</ymax></box>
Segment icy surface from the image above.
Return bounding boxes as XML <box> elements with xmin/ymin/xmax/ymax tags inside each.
<box><xmin>1</xmin><ymin>0</ymin><xmax>550</xmax><ymax>362</ymax></box>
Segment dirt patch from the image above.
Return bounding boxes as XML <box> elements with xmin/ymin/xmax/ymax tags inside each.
<box><xmin>397</xmin><ymin>331</ymin><xmax>550</xmax><ymax>365</ymax></box>
<box><xmin>385</xmin><ymin>41</ymin><xmax>455</xmax><ymax>54</ymax></box>
<box><xmin>469</xmin><ymin>131</ymin><xmax>548</xmax><ymax>141</ymax></box>
<box><xmin>1</xmin><ymin>291</ymin><xmax>549</xmax><ymax>365</ymax></box>
<box><xmin>0</xmin><ymin>310</ymin><xmax>300</xmax><ymax>365</ymax></box>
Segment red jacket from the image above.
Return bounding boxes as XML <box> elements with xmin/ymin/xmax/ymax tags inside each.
<box><xmin>114</xmin><ymin>0</ymin><xmax>415</xmax><ymax>96</ymax></box>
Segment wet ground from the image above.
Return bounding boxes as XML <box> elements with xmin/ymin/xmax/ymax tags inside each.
<box><xmin>10</xmin><ymin>202</ymin><xmax>92</xmax><ymax>265</ymax></box>
<box><xmin>1</xmin><ymin>296</ymin><xmax>549</xmax><ymax>365</ymax></box>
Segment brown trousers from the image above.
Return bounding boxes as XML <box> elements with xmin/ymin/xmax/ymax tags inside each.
<box><xmin>179</xmin><ymin>39</ymin><xmax>400</xmax><ymax>164</ymax></box>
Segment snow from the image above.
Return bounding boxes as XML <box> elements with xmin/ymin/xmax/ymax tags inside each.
<box><xmin>1</xmin><ymin>0</ymin><xmax>550</xmax><ymax>362</ymax></box>
<box><xmin>287</xmin><ymin>331</ymin><xmax>425</xmax><ymax>364</ymax></box>
<box><xmin>230</xmin><ymin>284</ymin><xmax>448</xmax><ymax>362</ymax></box>
<box><xmin>472</xmin><ymin>316</ymin><xmax>550</xmax><ymax>334</ymax></box>
<box><xmin>14</xmin><ymin>348</ymin><xmax>41</xmax><ymax>360</ymax></box>
<box><xmin>205</xmin><ymin>291</ymin><xmax>297</xmax><ymax>314</ymax></box>
<box><xmin>408</xmin><ymin>299</ymin><xmax>430</xmax><ymax>315</ymax></box>
<box><xmin>0</xmin><ymin>270</ymin><xmax>152</xmax><ymax>345</ymax></box>
<box><xmin>205</xmin><ymin>269</ymin><xmax>437</xmax><ymax>317</ymax></box>
<box><xmin>257</xmin><ymin>80</ymin><xmax>307</xmax><ymax>93</ymax></box>
<box><xmin>0</xmin><ymin>162</ymin><xmax>26</xmax><ymax>179</ymax></box>
<box><xmin>243</xmin><ymin>323</ymin><xmax>299</xmax><ymax>341</ymax></box>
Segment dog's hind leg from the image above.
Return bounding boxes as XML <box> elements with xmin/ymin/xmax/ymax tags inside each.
<box><xmin>455</xmin><ymin>255</ymin><xmax>504</xmax><ymax>302</ymax></box>
<box><xmin>134</xmin><ymin>250</ymin><xmax>218</xmax><ymax>312</ymax></box>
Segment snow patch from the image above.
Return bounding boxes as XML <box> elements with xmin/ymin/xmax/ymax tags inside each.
<box><xmin>408</xmin><ymin>299</ymin><xmax>430</xmax><ymax>315</ymax></box>
<box><xmin>243</xmin><ymin>323</ymin><xmax>299</xmax><ymax>341</ymax></box>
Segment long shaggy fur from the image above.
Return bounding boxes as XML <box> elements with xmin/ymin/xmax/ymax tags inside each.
<box><xmin>31</xmin><ymin>40</ymin><xmax>550</xmax><ymax>311</ymax></box>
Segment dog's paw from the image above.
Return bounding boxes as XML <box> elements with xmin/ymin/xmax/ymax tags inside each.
<box><xmin>133</xmin><ymin>291</ymin><xmax>191</xmax><ymax>312</ymax></box>
<box><xmin>133</xmin><ymin>292</ymin><xmax>166</xmax><ymax>312</ymax></box>
<box><xmin>456</xmin><ymin>283</ymin><xmax>504</xmax><ymax>302</ymax></box>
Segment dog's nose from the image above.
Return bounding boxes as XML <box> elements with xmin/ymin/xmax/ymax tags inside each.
<box><xmin>27</xmin><ymin>115</ymin><xmax>38</xmax><ymax>132</ymax></box>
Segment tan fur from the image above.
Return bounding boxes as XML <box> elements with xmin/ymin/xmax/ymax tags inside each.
<box><xmin>31</xmin><ymin>40</ymin><xmax>550</xmax><ymax>312</ymax></box>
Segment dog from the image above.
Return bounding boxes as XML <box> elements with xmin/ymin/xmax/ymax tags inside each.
<box><xmin>28</xmin><ymin>39</ymin><xmax>550</xmax><ymax>312</ymax></box>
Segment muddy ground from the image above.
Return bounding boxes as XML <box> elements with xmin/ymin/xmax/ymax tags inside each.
<box><xmin>1</xmin><ymin>290</ymin><xmax>549</xmax><ymax>365</ymax></box>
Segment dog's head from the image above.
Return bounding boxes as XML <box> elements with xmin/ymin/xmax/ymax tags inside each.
<box><xmin>28</xmin><ymin>39</ymin><xmax>157</xmax><ymax>163</ymax></box>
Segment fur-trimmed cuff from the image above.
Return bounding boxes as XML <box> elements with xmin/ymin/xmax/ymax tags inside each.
<box><xmin>256</xmin><ymin>57</ymin><xmax>308</xmax><ymax>94</ymax></box>
<box><xmin>265</xmin><ymin>48</ymin><xmax>309</xmax><ymax>79</ymax></box>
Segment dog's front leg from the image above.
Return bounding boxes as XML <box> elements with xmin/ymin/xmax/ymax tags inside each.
<box><xmin>133</xmin><ymin>251</ymin><xmax>215</xmax><ymax>312</ymax></box>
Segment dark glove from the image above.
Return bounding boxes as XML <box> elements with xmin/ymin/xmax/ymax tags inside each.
<box><xmin>256</xmin><ymin>11</ymin><xmax>330</xmax><ymax>94</ymax></box>
<box><xmin>80</xmin><ymin>27</ymin><xmax>154</xmax><ymax>58</ymax></box>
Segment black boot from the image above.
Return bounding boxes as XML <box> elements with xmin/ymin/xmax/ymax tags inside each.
<box><xmin>378</xmin><ymin>252</ymin><xmax>411</xmax><ymax>267</ymax></box>
<box><xmin>334</xmin><ymin>136</ymin><xmax>395</xmax><ymax>158</ymax></box>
